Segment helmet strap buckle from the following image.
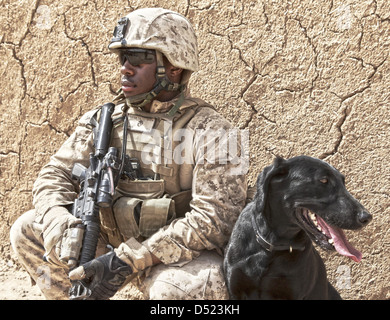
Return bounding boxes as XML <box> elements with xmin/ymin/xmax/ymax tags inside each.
<box><xmin>156</xmin><ymin>51</ymin><xmax>166</xmax><ymax>78</ymax></box>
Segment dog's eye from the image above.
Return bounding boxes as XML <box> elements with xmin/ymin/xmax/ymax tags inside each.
<box><xmin>319</xmin><ymin>178</ymin><xmax>328</xmax><ymax>184</ymax></box>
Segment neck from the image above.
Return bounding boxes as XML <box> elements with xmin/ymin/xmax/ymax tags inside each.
<box><xmin>252</xmin><ymin>201</ymin><xmax>307</xmax><ymax>253</ymax></box>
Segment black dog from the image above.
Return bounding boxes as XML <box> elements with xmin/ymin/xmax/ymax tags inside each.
<box><xmin>224</xmin><ymin>156</ymin><xmax>372</xmax><ymax>300</ymax></box>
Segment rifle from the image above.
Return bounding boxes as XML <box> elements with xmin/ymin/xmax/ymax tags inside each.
<box><xmin>68</xmin><ymin>102</ymin><xmax>121</xmax><ymax>300</ymax></box>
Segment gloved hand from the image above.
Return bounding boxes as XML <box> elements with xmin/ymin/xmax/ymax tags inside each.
<box><xmin>41</xmin><ymin>206</ymin><xmax>82</xmax><ymax>267</ymax></box>
<box><xmin>68</xmin><ymin>250</ymin><xmax>132</xmax><ymax>300</ymax></box>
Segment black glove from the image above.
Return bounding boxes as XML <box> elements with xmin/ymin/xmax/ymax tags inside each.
<box><xmin>69</xmin><ymin>250</ymin><xmax>132</xmax><ymax>300</ymax></box>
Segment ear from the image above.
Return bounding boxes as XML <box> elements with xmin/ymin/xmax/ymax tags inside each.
<box><xmin>167</xmin><ymin>65</ymin><xmax>183</xmax><ymax>79</ymax></box>
<box><xmin>270</xmin><ymin>156</ymin><xmax>289</xmax><ymax>181</ymax></box>
<box><xmin>163</xmin><ymin>56</ymin><xmax>183</xmax><ymax>82</ymax></box>
<box><xmin>255</xmin><ymin>157</ymin><xmax>288</xmax><ymax>212</ymax></box>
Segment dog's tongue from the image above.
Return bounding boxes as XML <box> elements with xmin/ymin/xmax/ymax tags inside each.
<box><xmin>317</xmin><ymin>216</ymin><xmax>362</xmax><ymax>262</ymax></box>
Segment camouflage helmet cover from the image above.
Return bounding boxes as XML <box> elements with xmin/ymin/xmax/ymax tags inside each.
<box><xmin>108</xmin><ymin>8</ymin><xmax>199</xmax><ymax>78</ymax></box>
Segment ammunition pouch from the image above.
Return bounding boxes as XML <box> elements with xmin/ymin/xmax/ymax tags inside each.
<box><xmin>114</xmin><ymin>196</ymin><xmax>176</xmax><ymax>240</ymax></box>
<box><xmin>99</xmin><ymin>178</ymin><xmax>192</xmax><ymax>246</ymax></box>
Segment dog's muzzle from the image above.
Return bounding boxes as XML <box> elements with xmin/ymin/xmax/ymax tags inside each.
<box><xmin>296</xmin><ymin>208</ymin><xmax>365</xmax><ymax>262</ymax></box>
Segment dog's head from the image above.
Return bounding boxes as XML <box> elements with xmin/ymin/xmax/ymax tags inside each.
<box><xmin>255</xmin><ymin>156</ymin><xmax>372</xmax><ymax>262</ymax></box>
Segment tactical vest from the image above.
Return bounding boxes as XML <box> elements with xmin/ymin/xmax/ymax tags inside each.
<box><xmin>99</xmin><ymin>97</ymin><xmax>213</xmax><ymax>247</ymax></box>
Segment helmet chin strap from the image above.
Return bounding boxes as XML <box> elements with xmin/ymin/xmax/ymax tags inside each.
<box><xmin>125</xmin><ymin>51</ymin><xmax>186</xmax><ymax>112</ymax></box>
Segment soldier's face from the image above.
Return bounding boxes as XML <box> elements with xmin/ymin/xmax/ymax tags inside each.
<box><xmin>120</xmin><ymin>59</ymin><xmax>157</xmax><ymax>98</ymax></box>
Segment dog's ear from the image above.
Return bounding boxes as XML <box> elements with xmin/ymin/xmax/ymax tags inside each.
<box><xmin>271</xmin><ymin>156</ymin><xmax>289</xmax><ymax>179</ymax></box>
<box><xmin>255</xmin><ymin>157</ymin><xmax>289</xmax><ymax>212</ymax></box>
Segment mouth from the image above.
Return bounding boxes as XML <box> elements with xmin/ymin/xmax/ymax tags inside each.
<box><xmin>121</xmin><ymin>79</ymin><xmax>137</xmax><ymax>93</ymax></box>
<box><xmin>296</xmin><ymin>208</ymin><xmax>362</xmax><ymax>262</ymax></box>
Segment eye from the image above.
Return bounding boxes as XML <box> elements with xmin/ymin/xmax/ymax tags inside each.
<box><xmin>319</xmin><ymin>178</ymin><xmax>328</xmax><ymax>184</ymax></box>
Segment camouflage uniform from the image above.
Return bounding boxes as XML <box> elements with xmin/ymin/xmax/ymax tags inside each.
<box><xmin>10</xmin><ymin>8</ymin><xmax>248</xmax><ymax>300</ymax></box>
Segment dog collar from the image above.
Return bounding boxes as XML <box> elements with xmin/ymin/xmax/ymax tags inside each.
<box><xmin>251</xmin><ymin>214</ymin><xmax>306</xmax><ymax>253</ymax></box>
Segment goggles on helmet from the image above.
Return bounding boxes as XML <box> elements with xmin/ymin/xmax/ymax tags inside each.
<box><xmin>118</xmin><ymin>48</ymin><xmax>156</xmax><ymax>66</ymax></box>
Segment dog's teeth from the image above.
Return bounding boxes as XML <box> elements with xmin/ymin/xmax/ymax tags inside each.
<box><xmin>309</xmin><ymin>212</ymin><xmax>318</xmax><ymax>226</ymax></box>
<box><xmin>328</xmin><ymin>238</ymin><xmax>334</xmax><ymax>244</ymax></box>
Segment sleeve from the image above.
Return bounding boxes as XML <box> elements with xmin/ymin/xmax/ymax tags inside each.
<box><xmin>142</xmin><ymin>107</ymin><xmax>248</xmax><ymax>265</ymax></box>
<box><xmin>32</xmin><ymin>109</ymin><xmax>98</xmax><ymax>223</ymax></box>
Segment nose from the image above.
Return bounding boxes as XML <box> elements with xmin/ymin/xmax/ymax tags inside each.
<box><xmin>357</xmin><ymin>210</ymin><xmax>372</xmax><ymax>226</ymax></box>
<box><xmin>121</xmin><ymin>60</ymin><xmax>135</xmax><ymax>75</ymax></box>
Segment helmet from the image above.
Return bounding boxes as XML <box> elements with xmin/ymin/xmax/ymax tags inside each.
<box><xmin>109</xmin><ymin>8</ymin><xmax>199</xmax><ymax>86</ymax></box>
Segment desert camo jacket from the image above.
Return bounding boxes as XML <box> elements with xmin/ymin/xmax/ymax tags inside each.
<box><xmin>32</xmin><ymin>95</ymin><xmax>248</xmax><ymax>268</ymax></box>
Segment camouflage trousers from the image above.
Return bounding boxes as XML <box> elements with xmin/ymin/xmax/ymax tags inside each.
<box><xmin>10</xmin><ymin>210</ymin><xmax>229</xmax><ymax>300</ymax></box>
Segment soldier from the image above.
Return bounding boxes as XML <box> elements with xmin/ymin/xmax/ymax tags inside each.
<box><xmin>10</xmin><ymin>8</ymin><xmax>247</xmax><ymax>300</ymax></box>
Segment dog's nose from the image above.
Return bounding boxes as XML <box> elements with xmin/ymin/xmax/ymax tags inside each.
<box><xmin>358</xmin><ymin>210</ymin><xmax>372</xmax><ymax>226</ymax></box>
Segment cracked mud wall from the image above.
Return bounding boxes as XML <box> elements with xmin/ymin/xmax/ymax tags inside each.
<box><xmin>0</xmin><ymin>0</ymin><xmax>389</xmax><ymax>299</ymax></box>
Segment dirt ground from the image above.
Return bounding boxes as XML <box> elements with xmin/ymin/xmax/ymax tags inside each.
<box><xmin>0</xmin><ymin>252</ymin><xmax>44</xmax><ymax>300</ymax></box>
